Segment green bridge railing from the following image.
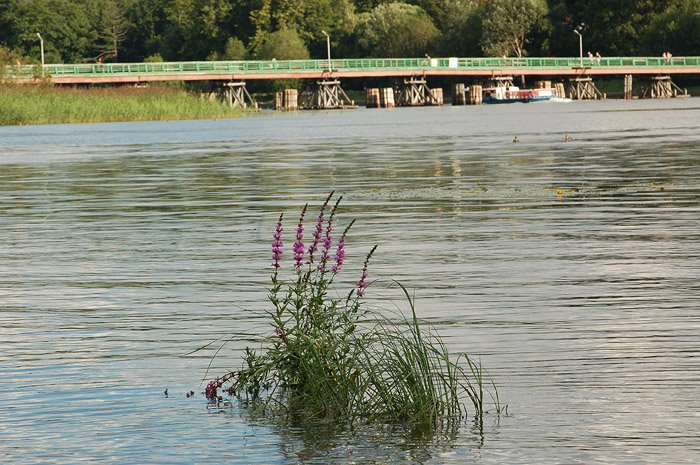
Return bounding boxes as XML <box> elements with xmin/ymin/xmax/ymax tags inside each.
<box><xmin>4</xmin><ymin>56</ymin><xmax>700</xmax><ymax>79</ymax></box>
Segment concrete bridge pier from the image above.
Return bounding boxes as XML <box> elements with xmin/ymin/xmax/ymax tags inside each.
<box><xmin>397</xmin><ymin>77</ymin><xmax>441</xmax><ymax>106</ymax></box>
<box><xmin>641</xmin><ymin>75</ymin><xmax>688</xmax><ymax>98</ymax></box>
<box><xmin>568</xmin><ymin>77</ymin><xmax>605</xmax><ymax>100</ymax></box>
<box><xmin>302</xmin><ymin>79</ymin><xmax>355</xmax><ymax>109</ymax></box>
<box><xmin>221</xmin><ymin>81</ymin><xmax>257</xmax><ymax>109</ymax></box>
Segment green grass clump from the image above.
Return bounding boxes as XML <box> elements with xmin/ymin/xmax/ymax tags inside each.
<box><xmin>0</xmin><ymin>84</ymin><xmax>246</xmax><ymax>126</ymax></box>
<box><xmin>205</xmin><ymin>193</ymin><xmax>501</xmax><ymax>429</ymax></box>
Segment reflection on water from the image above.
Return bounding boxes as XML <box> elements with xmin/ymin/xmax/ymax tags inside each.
<box><xmin>1</xmin><ymin>99</ymin><xmax>699</xmax><ymax>464</ymax></box>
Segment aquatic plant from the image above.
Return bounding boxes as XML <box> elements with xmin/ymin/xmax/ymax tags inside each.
<box><xmin>0</xmin><ymin>84</ymin><xmax>245</xmax><ymax>126</ymax></box>
<box><xmin>205</xmin><ymin>193</ymin><xmax>500</xmax><ymax>428</ymax></box>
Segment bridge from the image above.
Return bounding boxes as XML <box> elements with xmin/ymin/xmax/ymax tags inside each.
<box><xmin>5</xmin><ymin>56</ymin><xmax>700</xmax><ymax>85</ymax></box>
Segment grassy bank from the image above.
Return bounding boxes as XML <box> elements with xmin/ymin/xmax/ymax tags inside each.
<box><xmin>0</xmin><ymin>84</ymin><xmax>246</xmax><ymax>126</ymax></box>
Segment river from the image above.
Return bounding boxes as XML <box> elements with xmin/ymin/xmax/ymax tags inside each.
<box><xmin>1</xmin><ymin>99</ymin><xmax>699</xmax><ymax>464</ymax></box>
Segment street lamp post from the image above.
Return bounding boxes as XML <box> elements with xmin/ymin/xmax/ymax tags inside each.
<box><xmin>36</xmin><ymin>32</ymin><xmax>45</xmax><ymax>74</ymax></box>
<box><xmin>573</xmin><ymin>28</ymin><xmax>583</xmax><ymax>67</ymax></box>
<box><xmin>321</xmin><ymin>30</ymin><xmax>331</xmax><ymax>72</ymax></box>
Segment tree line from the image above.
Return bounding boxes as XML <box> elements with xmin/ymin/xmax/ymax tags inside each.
<box><xmin>1</xmin><ymin>0</ymin><xmax>699</xmax><ymax>66</ymax></box>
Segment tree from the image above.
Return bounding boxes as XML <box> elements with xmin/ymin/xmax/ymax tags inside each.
<box><xmin>247</xmin><ymin>0</ymin><xmax>356</xmax><ymax>58</ymax></box>
<box><xmin>355</xmin><ymin>2</ymin><xmax>439</xmax><ymax>57</ymax></box>
<box><xmin>480</xmin><ymin>0</ymin><xmax>546</xmax><ymax>57</ymax></box>
<box><xmin>253</xmin><ymin>28</ymin><xmax>310</xmax><ymax>60</ymax></box>
<box><xmin>433</xmin><ymin>0</ymin><xmax>485</xmax><ymax>56</ymax></box>
<box><xmin>222</xmin><ymin>37</ymin><xmax>248</xmax><ymax>60</ymax></box>
<box><xmin>122</xmin><ymin>0</ymin><xmax>171</xmax><ymax>61</ymax></box>
<box><xmin>640</xmin><ymin>0</ymin><xmax>700</xmax><ymax>56</ymax></box>
<box><xmin>96</xmin><ymin>0</ymin><xmax>133</xmax><ymax>61</ymax></box>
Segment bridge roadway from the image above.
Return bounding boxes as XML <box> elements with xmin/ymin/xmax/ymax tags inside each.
<box><xmin>5</xmin><ymin>56</ymin><xmax>700</xmax><ymax>85</ymax></box>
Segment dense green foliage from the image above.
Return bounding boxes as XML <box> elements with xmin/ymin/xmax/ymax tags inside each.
<box><xmin>0</xmin><ymin>84</ymin><xmax>244</xmax><ymax>125</ymax></box>
<box><xmin>1</xmin><ymin>0</ymin><xmax>698</xmax><ymax>66</ymax></box>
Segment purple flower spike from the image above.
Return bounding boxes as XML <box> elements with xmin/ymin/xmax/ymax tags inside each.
<box><xmin>318</xmin><ymin>196</ymin><xmax>342</xmax><ymax>272</ymax></box>
<box><xmin>318</xmin><ymin>225</ymin><xmax>333</xmax><ymax>272</ymax></box>
<box><xmin>356</xmin><ymin>270</ymin><xmax>368</xmax><ymax>296</ymax></box>
<box><xmin>307</xmin><ymin>213</ymin><xmax>323</xmax><ymax>264</ymax></box>
<box><xmin>293</xmin><ymin>204</ymin><xmax>307</xmax><ymax>270</ymax></box>
<box><xmin>356</xmin><ymin>245</ymin><xmax>377</xmax><ymax>297</ymax></box>
<box><xmin>332</xmin><ymin>219</ymin><xmax>354</xmax><ymax>274</ymax></box>
<box><xmin>331</xmin><ymin>236</ymin><xmax>345</xmax><ymax>273</ymax></box>
<box><xmin>293</xmin><ymin>232</ymin><xmax>304</xmax><ymax>268</ymax></box>
<box><xmin>307</xmin><ymin>192</ymin><xmax>334</xmax><ymax>264</ymax></box>
<box><xmin>272</xmin><ymin>213</ymin><xmax>284</xmax><ymax>269</ymax></box>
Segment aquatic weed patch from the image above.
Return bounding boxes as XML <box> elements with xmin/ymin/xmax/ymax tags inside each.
<box><xmin>0</xmin><ymin>84</ymin><xmax>244</xmax><ymax>125</ymax></box>
<box><xmin>205</xmin><ymin>193</ymin><xmax>501</xmax><ymax>429</ymax></box>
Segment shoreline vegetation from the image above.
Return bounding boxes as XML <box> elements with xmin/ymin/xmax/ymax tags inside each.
<box><xmin>0</xmin><ymin>84</ymin><xmax>247</xmax><ymax>126</ymax></box>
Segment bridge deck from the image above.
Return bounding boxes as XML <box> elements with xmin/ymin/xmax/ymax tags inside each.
<box><xmin>4</xmin><ymin>56</ymin><xmax>700</xmax><ymax>85</ymax></box>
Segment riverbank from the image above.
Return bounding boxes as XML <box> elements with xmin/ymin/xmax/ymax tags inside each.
<box><xmin>0</xmin><ymin>85</ymin><xmax>247</xmax><ymax>126</ymax></box>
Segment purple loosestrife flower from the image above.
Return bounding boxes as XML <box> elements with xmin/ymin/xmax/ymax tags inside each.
<box><xmin>205</xmin><ymin>378</ymin><xmax>221</xmax><ymax>401</ymax></box>
<box><xmin>293</xmin><ymin>204</ymin><xmax>307</xmax><ymax>271</ymax></box>
<box><xmin>356</xmin><ymin>245</ymin><xmax>377</xmax><ymax>297</ymax></box>
<box><xmin>331</xmin><ymin>219</ymin><xmax>354</xmax><ymax>274</ymax></box>
<box><xmin>307</xmin><ymin>213</ymin><xmax>324</xmax><ymax>263</ymax></box>
<box><xmin>356</xmin><ymin>270</ymin><xmax>368</xmax><ymax>296</ymax></box>
<box><xmin>331</xmin><ymin>236</ymin><xmax>344</xmax><ymax>273</ymax></box>
<box><xmin>272</xmin><ymin>213</ymin><xmax>284</xmax><ymax>269</ymax></box>
<box><xmin>318</xmin><ymin>225</ymin><xmax>333</xmax><ymax>272</ymax></box>
<box><xmin>318</xmin><ymin>196</ymin><xmax>342</xmax><ymax>272</ymax></box>
<box><xmin>307</xmin><ymin>192</ymin><xmax>333</xmax><ymax>263</ymax></box>
<box><xmin>205</xmin><ymin>372</ymin><xmax>235</xmax><ymax>401</ymax></box>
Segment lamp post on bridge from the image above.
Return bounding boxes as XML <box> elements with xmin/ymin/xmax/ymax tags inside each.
<box><xmin>36</xmin><ymin>32</ymin><xmax>45</xmax><ymax>75</ymax></box>
<box><xmin>321</xmin><ymin>30</ymin><xmax>331</xmax><ymax>72</ymax></box>
<box><xmin>573</xmin><ymin>26</ymin><xmax>583</xmax><ymax>68</ymax></box>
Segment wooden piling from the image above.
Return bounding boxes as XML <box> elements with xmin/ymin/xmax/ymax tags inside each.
<box><xmin>431</xmin><ymin>88</ymin><xmax>444</xmax><ymax>105</ymax></box>
<box><xmin>366</xmin><ymin>88</ymin><xmax>380</xmax><ymax>108</ymax></box>
<box><xmin>397</xmin><ymin>77</ymin><xmax>437</xmax><ymax>106</ymax></box>
<box><xmin>642</xmin><ymin>75</ymin><xmax>688</xmax><ymax>99</ymax></box>
<box><xmin>274</xmin><ymin>91</ymin><xmax>283</xmax><ymax>110</ymax></box>
<box><xmin>554</xmin><ymin>83</ymin><xmax>566</xmax><ymax>99</ymax></box>
<box><xmin>284</xmin><ymin>88</ymin><xmax>298</xmax><ymax>110</ymax></box>
<box><xmin>568</xmin><ymin>77</ymin><xmax>605</xmax><ymax>100</ymax></box>
<box><xmin>452</xmin><ymin>83</ymin><xmax>466</xmax><ymax>105</ymax></box>
<box><xmin>624</xmin><ymin>75</ymin><xmax>633</xmax><ymax>99</ymax></box>
<box><xmin>222</xmin><ymin>81</ymin><xmax>257</xmax><ymax>109</ymax></box>
<box><xmin>380</xmin><ymin>88</ymin><xmax>395</xmax><ymax>108</ymax></box>
<box><xmin>468</xmin><ymin>85</ymin><xmax>482</xmax><ymax>104</ymax></box>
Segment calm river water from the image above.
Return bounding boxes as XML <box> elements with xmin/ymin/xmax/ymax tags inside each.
<box><xmin>1</xmin><ymin>99</ymin><xmax>699</xmax><ymax>464</ymax></box>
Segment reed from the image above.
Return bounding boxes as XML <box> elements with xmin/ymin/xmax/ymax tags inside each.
<box><xmin>205</xmin><ymin>193</ymin><xmax>501</xmax><ymax>429</ymax></box>
<box><xmin>0</xmin><ymin>84</ymin><xmax>245</xmax><ymax>126</ymax></box>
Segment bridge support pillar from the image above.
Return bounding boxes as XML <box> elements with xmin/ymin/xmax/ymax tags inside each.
<box><xmin>568</xmin><ymin>77</ymin><xmax>605</xmax><ymax>100</ymax></box>
<box><xmin>452</xmin><ymin>84</ymin><xmax>467</xmax><ymax>105</ymax></box>
<box><xmin>222</xmin><ymin>81</ymin><xmax>257</xmax><ymax>109</ymax></box>
<box><xmin>302</xmin><ymin>80</ymin><xmax>355</xmax><ymax>109</ymax></box>
<box><xmin>641</xmin><ymin>75</ymin><xmax>688</xmax><ymax>99</ymax></box>
<box><xmin>397</xmin><ymin>77</ymin><xmax>441</xmax><ymax>106</ymax></box>
<box><xmin>624</xmin><ymin>75</ymin><xmax>634</xmax><ymax>99</ymax></box>
<box><xmin>554</xmin><ymin>83</ymin><xmax>566</xmax><ymax>98</ymax></box>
